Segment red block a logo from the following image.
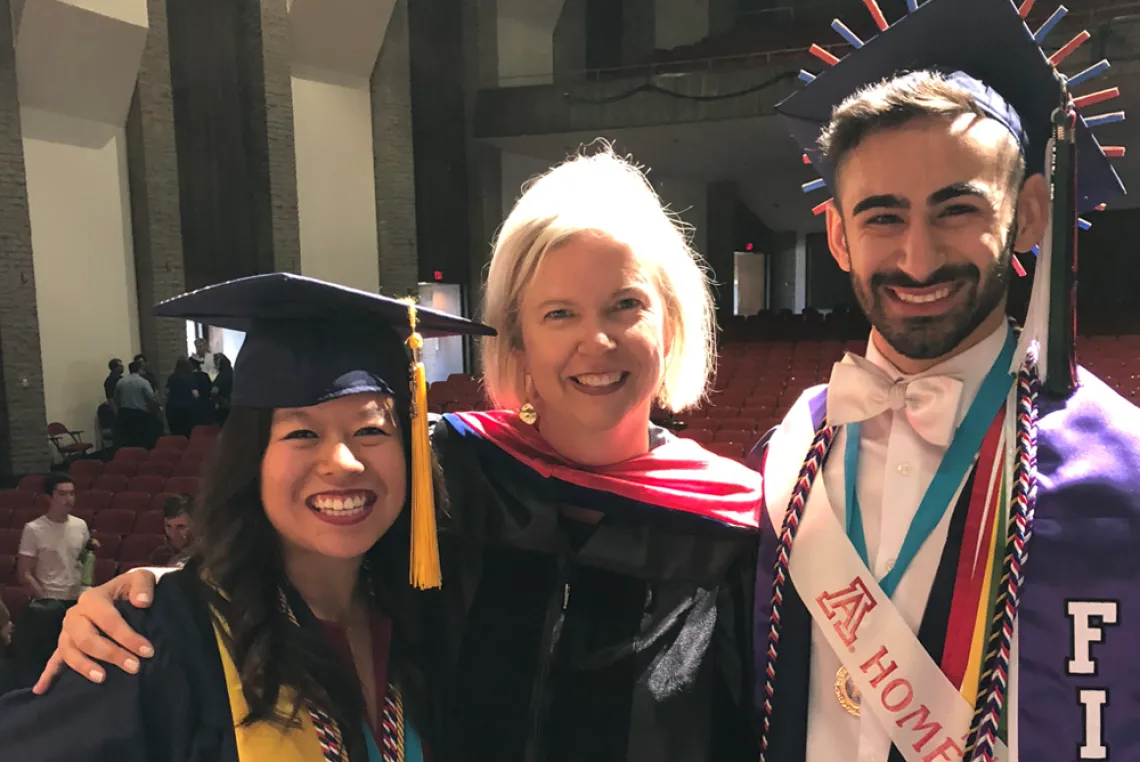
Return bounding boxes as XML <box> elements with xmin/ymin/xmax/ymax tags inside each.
<box><xmin>816</xmin><ymin>577</ymin><xmax>877</xmax><ymax>652</ymax></box>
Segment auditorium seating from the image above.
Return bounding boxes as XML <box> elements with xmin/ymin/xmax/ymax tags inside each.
<box><xmin>0</xmin><ymin>424</ymin><xmax>221</xmax><ymax>619</ymax></box>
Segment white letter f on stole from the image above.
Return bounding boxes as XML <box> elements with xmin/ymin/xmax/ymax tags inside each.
<box><xmin>1067</xmin><ymin>601</ymin><xmax>1118</xmax><ymax>675</ymax></box>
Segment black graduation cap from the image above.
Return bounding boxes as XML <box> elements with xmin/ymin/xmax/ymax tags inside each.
<box><xmin>778</xmin><ymin>0</ymin><xmax>1126</xmax><ymax>215</ymax></box>
<box><xmin>154</xmin><ymin>272</ymin><xmax>495</xmax><ymax>590</ymax></box>
<box><xmin>153</xmin><ymin>272</ymin><xmax>495</xmax><ymax>410</ymax></box>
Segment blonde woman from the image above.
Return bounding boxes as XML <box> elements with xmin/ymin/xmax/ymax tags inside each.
<box><xmin>38</xmin><ymin>148</ymin><xmax>764</xmax><ymax>761</ymax></box>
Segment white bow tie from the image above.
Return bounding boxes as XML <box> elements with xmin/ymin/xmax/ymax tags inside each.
<box><xmin>827</xmin><ymin>355</ymin><xmax>965</xmax><ymax>447</ymax></box>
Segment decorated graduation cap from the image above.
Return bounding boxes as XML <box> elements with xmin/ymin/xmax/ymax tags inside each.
<box><xmin>154</xmin><ymin>272</ymin><xmax>496</xmax><ymax>590</ymax></box>
<box><xmin>779</xmin><ymin>0</ymin><xmax>1128</xmax><ymax>395</ymax></box>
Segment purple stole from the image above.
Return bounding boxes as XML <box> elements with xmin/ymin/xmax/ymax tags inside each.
<box><xmin>750</xmin><ymin>369</ymin><xmax>1140</xmax><ymax>761</ymax></box>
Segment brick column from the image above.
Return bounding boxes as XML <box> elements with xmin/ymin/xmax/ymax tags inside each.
<box><xmin>243</xmin><ymin>0</ymin><xmax>301</xmax><ymax>275</ymax></box>
<box><xmin>372</xmin><ymin>0</ymin><xmax>418</xmax><ymax>297</ymax></box>
<box><xmin>0</xmin><ymin>0</ymin><xmax>49</xmax><ymax>474</ymax></box>
<box><xmin>126</xmin><ymin>0</ymin><xmax>186</xmax><ymax>390</ymax></box>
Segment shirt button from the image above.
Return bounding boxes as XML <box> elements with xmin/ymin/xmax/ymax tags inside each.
<box><xmin>897</xmin><ymin>463</ymin><xmax>911</xmax><ymax>476</ymax></box>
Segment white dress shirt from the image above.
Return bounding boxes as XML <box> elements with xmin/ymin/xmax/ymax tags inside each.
<box><xmin>805</xmin><ymin>323</ymin><xmax>1010</xmax><ymax>762</ymax></box>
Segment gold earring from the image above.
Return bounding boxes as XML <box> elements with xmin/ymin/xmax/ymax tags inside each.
<box><xmin>520</xmin><ymin>374</ymin><xmax>537</xmax><ymax>424</ymax></box>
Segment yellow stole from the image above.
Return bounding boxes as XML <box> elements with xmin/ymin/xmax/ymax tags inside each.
<box><xmin>210</xmin><ymin>619</ymin><xmax>328</xmax><ymax>762</ymax></box>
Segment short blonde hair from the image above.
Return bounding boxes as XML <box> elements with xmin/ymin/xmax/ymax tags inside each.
<box><xmin>481</xmin><ymin>147</ymin><xmax>715</xmax><ymax>413</ymax></box>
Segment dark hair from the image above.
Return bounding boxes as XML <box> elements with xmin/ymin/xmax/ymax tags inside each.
<box><xmin>187</xmin><ymin>401</ymin><xmax>432</xmax><ymax>760</ymax></box>
<box><xmin>109</xmin><ymin>358</ymin><xmax>123</xmax><ymax>372</ymax></box>
<box><xmin>216</xmin><ymin>354</ymin><xmax>233</xmax><ymax>372</ymax></box>
<box><xmin>163</xmin><ymin>494</ymin><xmax>191</xmax><ymax>520</ymax></box>
<box><xmin>134</xmin><ymin>353</ymin><xmax>147</xmax><ymax>363</ymax></box>
<box><xmin>819</xmin><ymin>70</ymin><xmax>1026</xmax><ymax>206</ymax></box>
<box><xmin>173</xmin><ymin>357</ymin><xmax>193</xmax><ymax>377</ymax></box>
<box><xmin>43</xmin><ymin>472</ymin><xmax>74</xmax><ymax>496</ymax></box>
<box><xmin>128</xmin><ymin>361</ymin><xmax>142</xmax><ymax>374</ymax></box>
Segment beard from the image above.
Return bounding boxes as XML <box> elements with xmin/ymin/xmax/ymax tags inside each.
<box><xmin>849</xmin><ymin>225</ymin><xmax>1015</xmax><ymax>361</ymax></box>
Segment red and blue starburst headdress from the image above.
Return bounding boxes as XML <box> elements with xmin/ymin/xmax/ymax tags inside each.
<box><xmin>778</xmin><ymin>0</ymin><xmax>1127</xmax><ymax>395</ymax></box>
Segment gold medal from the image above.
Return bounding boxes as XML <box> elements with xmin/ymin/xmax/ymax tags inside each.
<box><xmin>835</xmin><ymin>666</ymin><xmax>862</xmax><ymax>716</ymax></box>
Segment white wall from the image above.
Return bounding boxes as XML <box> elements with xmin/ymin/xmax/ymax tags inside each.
<box><xmin>292</xmin><ymin>72</ymin><xmax>381</xmax><ymax>293</ymax></box>
<box><xmin>22</xmin><ymin>107</ymin><xmax>139</xmax><ymax>435</ymax></box>
<box><xmin>497</xmin><ymin>0</ymin><xmax>566</xmax><ymax>86</ymax></box>
<box><xmin>654</xmin><ymin>0</ymin><xmax>709</xmax><ymax>50</ymax></box>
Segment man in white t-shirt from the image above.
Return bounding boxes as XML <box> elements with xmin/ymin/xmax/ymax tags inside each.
<box><xmin>17</xmin><ymin>473</ymin><xmax>89</xmax><ymax>602</ymax></box>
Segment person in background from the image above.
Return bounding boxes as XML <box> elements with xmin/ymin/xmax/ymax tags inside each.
<box><xmin>103</xmin><ymin>359</ymin><xmax>123</xmax><ymax>403</ymax></box>
<box><xmin>188</xmin><ymin>356</ymin><xmax>214</xmax><ymax>429</ymax></box>
<box><xmin>165</xmin><ymin>357</ymin><xmax>199</xmax><ymax>438</ymax></box>
<box><xmin>133</xmin><ymin>353</ymin><xmax>159</xmax><ymax>393</ymax></box>
<box><xmin>113</xmin><ymin>361</ymin><xmax>159</xmax><ymax>449</ymax></box>
<box><xmin>191</xmin><ymin>336</ymin><xmax>218</xmax><ymax>380</ymax></box>
<box><xmin>149</xmin><ymin>495</ymin><xmax>192</xmax><ymax>566</ymax></box>
<box><xmin>212</xmin><ymin>353</ymin><xmax>234</xmax><ymax>426</ymax></box>
<box><xmin>13</xmin><ymin>474</ymin><xmax>94</xmax><ymax>679</ymax></box>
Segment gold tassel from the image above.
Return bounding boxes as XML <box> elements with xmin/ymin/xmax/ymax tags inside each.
<box><xmin>405</xmin><ymin>301</ymin><xmax>442</xmax><ymax>590</ymax></box>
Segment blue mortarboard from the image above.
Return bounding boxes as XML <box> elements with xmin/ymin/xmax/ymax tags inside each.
<box><xmin>155</xmin><ymin>272</ymin><xmax>495</xmax><ymax>590</ymax></box>
<box><xmin>154</xmin><ymin>272</ymin><xmax>494</xmax><ymax>410</ymax></box>
<box><xmin>778</xmin><ymin>0</ymin><xmax>1125</xmax><ymax>214</ymax></box>
<box><xmin>779</xmin><ymin>0</ymin><xmax>1129</xmax><ymax>394</ymax></box>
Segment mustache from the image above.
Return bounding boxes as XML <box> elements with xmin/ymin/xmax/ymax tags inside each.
<box><xmin>870</xmin><ymin>264</ymin><xmax>980</xmax><ymax>291</ymax></box>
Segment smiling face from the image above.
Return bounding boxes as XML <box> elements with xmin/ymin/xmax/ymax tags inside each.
<box><xmin>827</xmin><ymin>113</ymin><xmax>1046</xmax><ymax>369</ymax></box>
<box><xmin>259</xmin><ymin>393</ymin><xmax>407</xmax><ymax>564</ymax></box>
<box><xmin>517</xmin><ymin>232</ymin><xmax>666</xmax><ymax>452</ymax></box>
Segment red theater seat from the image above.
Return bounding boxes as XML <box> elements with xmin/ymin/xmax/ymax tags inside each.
<box><xmin>18</xmin><ymin>474</ymin><xmax>45</xmax><ymax>493</ymax></box>
<box><xmin>136</xmin><ymin>462</ymin><xmax>172</xmax><ymax>479</ymax></box>
<box><xmin>12</xmin><ymin>507</ymin><xmax>43</xmax><ymax>529</ymax></box>
<box><xmin>0</xmin><ymin>529</ymin><xmax>22</xmax><ymax>554</ymax></box>
<box><xmin>93</xmin><ymin>509</ymin><xmax>137</xmax><ymax>534</ymax></box>
<box><xmin>0</xmin><ymin>554</ymin><xmax>15</xmax><ymax>584</ymax></box>
<box><xmin>93</xmin><ymin>474</ymin><xmax>129</xmax><ymax>493</ymax></box>
<box><xmin>75</xmin><ymin>490</ymin><xmax>114</xmax><ymax>514</ymax></box>
<box><xmin>128</xmin><ymin>475</ymin><xmax>166</xmax><ymax>495</ymax></box>
<box><xmin>135</xmin><ymin>512</ymin><xmax>165</xmax><ymax>535</ymax></box>
<box><xmin>72</xmin><ymin>509</ymin><xmax>95</xmax><ymax>527</ymax></box>
<box><xmin>119</xmin><ymin>535</ymin><xmax>165</xmax><ymax>564</ymax></box>
<box><xmin>111</xmin><ymin>492</ymin><xmax>151</xmax><ymax>513</ymax></box>
<box><xmin>1</xmin><ymin>586</ymin><xmax>29</xmax><ymax>619</ymax></box>
<box><xmin>114</xmin><ymin>447</ymin><xmax>149</xmax><ymax>464</ymax></box>
<box><xmin>154</xmin><ymin>435</ymin><xmax>188</xmax><ymax>452</ymax></box>
<box><xmin>0</xmin><ymin>490</ymin><xmax>33</xmax><ymax>510</ymax></box>
<box><xmin>93</xmin><ymin>558</ymin><xmax>118</xmax><ymax>585</ymax></box>
<box><xmin>69</xmin><ymin>460</ymin><xmax>104</xmax><ymax>479</ymax></box>
<box><xmin>164</xmin><ymin>477</ymin><xmax>200</xmax><ymax>496</ymax></box>
<box><xmin>90</xmin><ymin>532</ymin><xmax>122</xmax><ymax>559</ymax></box>
<box><xmin>103</xmin><ymin>460</ymin><xmax>139</xmax><ymax>478</ymax></box>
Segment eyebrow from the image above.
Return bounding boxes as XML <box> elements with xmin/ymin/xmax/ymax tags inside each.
<box><xmin>851</xmin><ymin>194</ymin><xmax>909</xmax><ymax>216</ymax></box>
<box><xmin>927</xmin><ymin>181</ymin><xmax>991</xmax><ymax>206</ymax></box>
<box><xmin>851</xmin><ymin>182</ymin><xmax>992</xmax><ymax>217</ymax></box>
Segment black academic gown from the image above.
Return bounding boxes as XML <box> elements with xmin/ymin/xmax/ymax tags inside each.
<box><xmin>0</xmin><ymin>570</ymin><xmax>239</xmax><ymax>762</ymax></box>
<box><xmin>429</xmin><ymin>415</ymin><xmax>760</xmax><ymax>762</ymax></box>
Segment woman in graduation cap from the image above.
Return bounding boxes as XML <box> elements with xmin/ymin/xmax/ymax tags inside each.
<box><xmin>0</xmin><ymin>275</ymin><xmax>493</xmax><ymax>762</ymax></box>
<box><xmin>32</xmin><ymin>148</ymin><xmax>765</xmax><ymax>761</ymax></box>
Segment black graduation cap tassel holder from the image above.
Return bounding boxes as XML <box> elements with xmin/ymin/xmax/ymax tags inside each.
<box><xmin>1045</xmin><ymin>93</ymin><xmax>1079</xmax><ymax>397</ymax></box>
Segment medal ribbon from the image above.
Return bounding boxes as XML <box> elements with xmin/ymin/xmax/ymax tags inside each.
<box><xmin>843</xmin><ymin>328</ymin><xmax>1016</xmax><ymax>598</ymax></box>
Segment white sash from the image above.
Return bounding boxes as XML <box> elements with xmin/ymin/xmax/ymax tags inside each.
<box><xmin>762</xmin><ymin>391</ymin><xmax>1009</xmax><ymax>762</ymax></box>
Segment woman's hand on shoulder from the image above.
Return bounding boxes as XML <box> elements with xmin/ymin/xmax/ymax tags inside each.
<box><xmin>32</xmin><ymin>568</ymin><xmax>160</xmax><ymax>694</ymax></box>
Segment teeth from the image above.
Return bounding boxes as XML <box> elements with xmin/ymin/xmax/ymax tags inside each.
<box><xmin>895</xmin><ymin>286</ymin><xmax>952</xmax><ymax>304</ymax></box>
<box><xmin>311</xmin><ymin>495</ymin><xmax>368</xmax><ymax>514</ymax></box>
<box><xmin>575</xmin><ymin>372</ymin><xmax>623</xmax><ymax>387</ymax></box>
